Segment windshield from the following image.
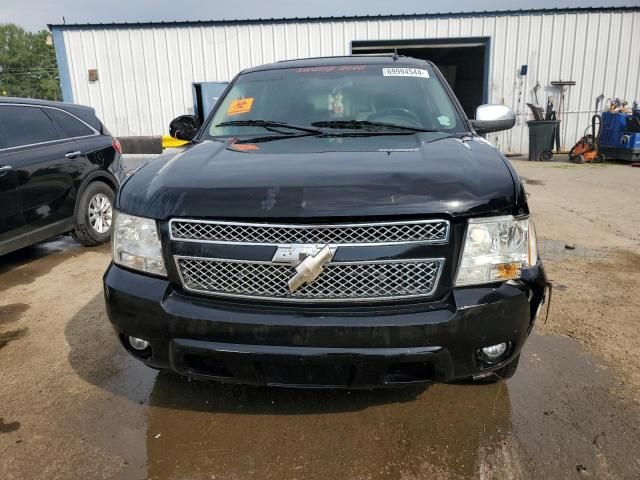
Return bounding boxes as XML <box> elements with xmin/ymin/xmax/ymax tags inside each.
<box><xmin>203</xmin><ymin>63</ymin><xmax>467</xmax><ymax>138</ymax></box>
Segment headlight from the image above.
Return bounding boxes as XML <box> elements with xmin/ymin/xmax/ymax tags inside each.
<box><xmin>455</xmin><ymin>215</ymin><xmax>538</xmax><ymax>287</ymax></box>
<box><xmin>112</xmin><ymin>211</ymin><xmax>167</xmax><ymax>276</ymax></box>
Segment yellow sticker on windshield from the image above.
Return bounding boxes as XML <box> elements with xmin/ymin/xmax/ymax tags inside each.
<box><xmin>227</xmin><ymin>98</ymin><xmax>254</xmax><ymax>115</ymax></box>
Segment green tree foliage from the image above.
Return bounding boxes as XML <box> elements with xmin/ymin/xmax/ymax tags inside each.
<box><xmin>0</xmin><ymin>24</ymin><xmax>62</xmax><ymax>100</ymax></box>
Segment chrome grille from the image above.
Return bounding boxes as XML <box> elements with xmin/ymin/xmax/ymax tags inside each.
<box><xmin>175</xmin><ymin>257</ymin><xmax>444</xmax><ymax>302</ymax></box>
<box><xmin>170</xmin><ymin>219</ymin><xmax>449</xmax><ymax>245</ymax></box>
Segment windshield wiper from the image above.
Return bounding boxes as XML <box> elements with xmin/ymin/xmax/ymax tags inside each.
<box><xmin>311</xmin><ymin>120</ymin><xmax>437</xmax><ymax>133</ymax></box>
<box><xmin>216</xmin><ymin>119</ymin><xmax>324</xmax><ymax>135</ymax></box>
<box><xmin>231</xmin><ymin>133</ymin><xmax>316</xmax><ymax>144</ymax></box>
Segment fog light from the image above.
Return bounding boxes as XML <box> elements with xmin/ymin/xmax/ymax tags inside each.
<box><xmin>128</xmin><ymin>336</ymin><xmax>150</xmax><ymax>351</ymax></box>
<box><xmin>481</xmin><ymin>342</ymin><xmax>508</xmax><ymax>360</ymax></box>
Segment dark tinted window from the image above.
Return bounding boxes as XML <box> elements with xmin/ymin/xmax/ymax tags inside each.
<box><xmin>0</xmin><ymin>123</ymin><xmax>8</xmax><ymax>149</ymax></box>
<box><xmin>45</xmin><ymin>108</ymin><xmax>94</xmax><ymax>138</ymax></box>
<box><xmin>0</xmin><ymin>105</ymin><xmax>60</xmax><ymax>148</ymax></box>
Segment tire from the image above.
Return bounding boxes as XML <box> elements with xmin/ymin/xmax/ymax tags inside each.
<box><xmin>574</xmin><ymin>154</ymin><xmax>585</xmax><ymax>164</ymax></box>
<box><xmin>473</xmin><ymin>354</ymin><xmax>520</xmax><ymax>384</ymax></box>
<box><xmin>72</xmin><ymin>181</ymin><xmax>115</xmax><ymax>246</ymax></box>
<box><xmin>595</xmin><ymin>154</ymin><xmax>605</xmax><ymax>163</ymax></box>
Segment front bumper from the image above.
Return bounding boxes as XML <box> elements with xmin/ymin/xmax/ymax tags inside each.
<box><xmin>103</xmin><ymin>263</ymin><xmax>547</xmax><ymax>388</ymax></box>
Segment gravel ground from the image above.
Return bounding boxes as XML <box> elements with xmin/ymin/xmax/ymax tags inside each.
<box><xmin>517</xmin><ymin>158</ymin><xmax>640</xmax><ymax>407</ymax></box>
<box><xmin>1</xmin><ymin>157</ymin><xmax>639</xmax><ymax>479</ymax></box>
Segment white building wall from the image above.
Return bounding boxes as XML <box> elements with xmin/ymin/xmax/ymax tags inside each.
<box><xmin>55</xmin><ymin>9</ymin><xmax>640</xmax><ymax>153</ymax></box>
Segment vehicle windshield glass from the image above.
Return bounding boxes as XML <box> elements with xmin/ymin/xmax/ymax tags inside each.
<box><xmin>203</xmin><ymin>63</ymin><xmax>467</xmax><ymax>138</ymax></box>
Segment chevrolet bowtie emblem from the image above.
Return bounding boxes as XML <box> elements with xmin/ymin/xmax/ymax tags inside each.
<box><xmin>272</xmin><ymin>244</ymin><xmax>336</xmax><ymax>293</ymax></box>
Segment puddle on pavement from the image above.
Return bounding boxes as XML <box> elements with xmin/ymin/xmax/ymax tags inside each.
<box><xmin>84</xmin><ymin>331</ymin><xmax>634</xmax><ymax>480</ymax></box>
<box><xmin>0</xmin><ymin>236</ymin><xmax>107</xmax><ymax>292</ymax></box>
<box><xmin>60</xmin><ymin>293</ymin><xmax>159</xmax><ymax>479</ymax></box>
<box><xmin>0</xmin><ymin>303</ymin><xmax>30</xmax><ymax>325</ymax></box>
<box><xmin>145</xmin><ymin>376</ymin><xmax>509</xmax><ymax>479</ymax></box>
<box><xmin>0</xmin><ymin>328</ymin><xmax>28</xmax><ymax>349</ymax></box>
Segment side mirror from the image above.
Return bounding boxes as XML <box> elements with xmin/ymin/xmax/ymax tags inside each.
<box><xmin>471</xmin><ymin>104</ymin><xmax>516</xmax><ymax>134</ymax></box>
<box><xmin>169</xmin><ymin>115</ymin><xmax>201</xmax><ymax>141</ymax></box>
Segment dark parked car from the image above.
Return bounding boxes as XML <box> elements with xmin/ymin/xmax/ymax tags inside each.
<box><xmin>104</xmin><ymin>56</ymin><xmax>548</xmax><ymax>388</ymax></box>
<box><xmin>0</xmin><ymin>97</ymin><xmax>123</xmax><ymax>255</ymax></box>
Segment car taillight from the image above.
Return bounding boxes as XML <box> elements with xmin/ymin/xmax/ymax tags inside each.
<box><xmin>112</xmin><ymin>138</ymin><xmax>122</xmax><ymax>154</ymax></box>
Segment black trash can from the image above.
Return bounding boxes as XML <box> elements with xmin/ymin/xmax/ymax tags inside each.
<box><xmin>527</xmin><ymin>120</ymin><xmax>559</xmax><ymax>161</ymax></box>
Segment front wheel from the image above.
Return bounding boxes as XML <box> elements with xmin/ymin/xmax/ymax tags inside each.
<box><xmin>540</xmin><ymin>150</ymin><xmax>553</xmax><ymax>161</ymax></box>
<box><xmin>72</xmin><ymin>181</ymin><xmax>115</xmax><ymax>246</ymax></box>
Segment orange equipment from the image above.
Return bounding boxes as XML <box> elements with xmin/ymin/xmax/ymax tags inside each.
<box><xmin>569</xmin><ymin>114</ymin><xmax>604</xmax><ymax>164</ymax></box>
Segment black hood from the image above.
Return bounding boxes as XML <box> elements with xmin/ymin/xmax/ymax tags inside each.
<box><xmin>117</xmin><ymin>133</ymin><xmax>521</xmax><ymax>220</ymax></box>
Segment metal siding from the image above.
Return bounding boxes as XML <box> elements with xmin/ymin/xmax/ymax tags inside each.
<box><xmin>51</xmin><ymin>29</ymin><xmax>73</xmax><ymax>101</ymax></box>
<box><xmin>56</xmin><ymin>10</ymin><xmax>640</xmax><ymax>153</ymax></box>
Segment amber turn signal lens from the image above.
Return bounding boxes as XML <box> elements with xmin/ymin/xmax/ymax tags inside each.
<box><xmin>496</xmin><ymin>262</ymin><xmax>521</xmax><ymax>279</ymax></box>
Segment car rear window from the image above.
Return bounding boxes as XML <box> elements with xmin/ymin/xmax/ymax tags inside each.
<box><xmin>0</xmin><ymin>105</ymin><xmax>60</xmax><ymax>148</ymax></box>
<box><xmin>45</xmin><ymin>108</ymin><xmax>94</xmax><ymax>138</ymax></box>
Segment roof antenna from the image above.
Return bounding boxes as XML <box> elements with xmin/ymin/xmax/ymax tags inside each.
<box><xmin>392</xmin><ymin>48</ymin><xmax>399</xmax><ymax>61</ymax></box>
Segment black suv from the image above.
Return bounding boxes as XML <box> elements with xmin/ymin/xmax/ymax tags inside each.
<box><xmin>104</xmin><ymin>56</ymin><xmax>548</xmax><ymax>388</ymax></box>
<box><xmin>0</xmin><ymin>98</ymin><xmax>123</xmax><ymax>255</ymax></box>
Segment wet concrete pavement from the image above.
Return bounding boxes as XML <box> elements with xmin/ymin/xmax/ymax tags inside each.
<box><xmin>2</xmin><ymin>160</ymin><xmax>640</xmax><ymax>479</ymax></box>
<box><xmin>142</xmin><ymin>333</ymin><xmax>639</xmax><ymax>479</ymax></box>
<box><xmin>1</xmin><ymin>241</ymin><xmax>639</xmax><ymax>479</ymax></box>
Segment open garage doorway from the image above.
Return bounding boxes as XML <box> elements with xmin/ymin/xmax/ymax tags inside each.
<box><xmin>351</xmin><ymin>38</ymin><xmax>490</xmax><ymax>119</ymax></box>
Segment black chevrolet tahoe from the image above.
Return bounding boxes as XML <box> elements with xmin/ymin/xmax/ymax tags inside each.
<box><xmin>104</xmin><ymin>56</ymin><xmax>548</xmax><ymax>388</ymax></box>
